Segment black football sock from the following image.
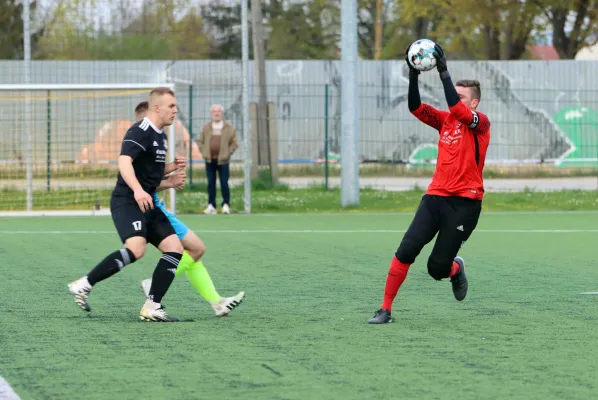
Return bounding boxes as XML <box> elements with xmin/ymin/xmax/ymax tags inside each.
<box><xmin>86</xmin><ymin>249</ymin><xmax>136</xmax><ymax>286</ymax></box>
<box><xmin>148</xmin><ymin>252</ymin><xmax>182</xmax><ymax>303</ymax></box>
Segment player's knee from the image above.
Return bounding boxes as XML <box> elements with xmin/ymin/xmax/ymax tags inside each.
<box><xmin>161</xmin><ymin>236</ymin><xmax>184</xmax><ymax>254</ymax></box>
<box><xmin>125</xmin><ymin>243</ymin><xmax>146</xmax><ymax>260</ymax></box>
<box><xmin>395</xmin><ymin>239</ymin><xmax>420</xmax><ymax>264</ymax></box>
<box><xmin>171</xmin><ymin>242</ymin><xmax>184</xmax><ymax>254</ymax></box>
<box><xmin>188</xmin><ymin>241</ymin><xmax>205</xmax><ymax>261</ymax></box>
<box><xmin>185</xmin><ymin>238</ymin><xmax>206</xmax><ymax>261</ymax></box>
<box><xmin>426</xmin><ymin>256</ymin><xmax>451</xmax><ymax>281</ymax></box>
<box><xmin>124</xmin><ymin>236</ymin><xmax>147</xmax><ymax>260</ymax></box>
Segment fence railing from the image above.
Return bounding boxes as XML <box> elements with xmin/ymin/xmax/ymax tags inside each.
<box><xmin>0</xmin><ymin>60</ymin><xmax>597</xmax><ymax>209</ymax></box>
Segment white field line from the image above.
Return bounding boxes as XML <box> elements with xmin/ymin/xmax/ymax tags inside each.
<box><xmin>0</xmin><ymin>377</ymin><xmax>21</xmax><ymax>400</ymax></box>
<box><xmin>1</xmin><ymin>229</ymin><xmax>598</xmax><ymax>235</ymax></box>
<box><xmin>2</xmin><ymin>210</ymin><xmax>598</xmax><ymax>218</ymax></box>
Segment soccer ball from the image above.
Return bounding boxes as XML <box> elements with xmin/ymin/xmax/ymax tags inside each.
<box><xmin>407</xmin><ymin>39</ymin><xmax>437</xmax><ymax>72</ymax></box>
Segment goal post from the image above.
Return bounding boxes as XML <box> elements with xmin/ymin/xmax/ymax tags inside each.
<box><xmin>0</xmin><ymin>83</ymin><xmax>178</xmax><ymax>216</ymax></box>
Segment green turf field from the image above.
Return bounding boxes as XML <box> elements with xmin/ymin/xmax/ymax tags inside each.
<box><xmin>1</xmin><ymin>212</ymin><xmax>597</xmax><ymax>400</ymax></box>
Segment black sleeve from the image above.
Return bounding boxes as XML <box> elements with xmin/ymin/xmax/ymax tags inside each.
<box><xmin>408</xmin><ymin>73</ymin><xmax>421</xmax><ymax>112</ymax></box>
<box><xmin>120</xmin><ymin>127</ymin><xmax>148</xmax><ymax>160</ymax></box>
<box><xmin>440</xmin><ymin>73</ymin><xmax>460</xmax><ymax>107</ymax></box>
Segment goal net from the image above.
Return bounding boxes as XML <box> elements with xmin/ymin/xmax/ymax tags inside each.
<box><xmin>0</xmin><ymin>84</ymin><xmax>181</xmax><ymax>216</ymax></box>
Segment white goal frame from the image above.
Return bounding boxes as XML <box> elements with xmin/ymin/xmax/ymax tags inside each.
<box><xmin>0</xmin><ymin>83</ymin><xmax>177</xmax><ymax>217</ymax></box>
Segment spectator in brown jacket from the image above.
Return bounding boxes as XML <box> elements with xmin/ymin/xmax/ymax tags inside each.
<box><xmin>198</xmin><ymin>104</ymin><xmax>238</xmax><ymax>214</ymax></box>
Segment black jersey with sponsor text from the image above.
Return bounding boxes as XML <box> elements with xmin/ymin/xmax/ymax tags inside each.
<box><xmin>111</xmin><ymin>117</ymin><xmax>168</xmax><ymax>203</ymax></box>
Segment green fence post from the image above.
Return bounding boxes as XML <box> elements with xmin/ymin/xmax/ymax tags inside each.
<box><xmin>188</xmin><ymin>84</ymin><xmax>193</xmax><ymax>190</ymax></box>
<box><xmin>47</xmin><ymin>90</ymin><xmax>51</xmax><ymax>192</ymax></box>
<box><xmin>324</xmin><ymin>84</ymin><xmax>329</xmax><ymax>191</ymax></box>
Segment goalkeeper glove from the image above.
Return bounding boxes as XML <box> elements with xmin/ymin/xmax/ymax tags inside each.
<box><xmin>433</xmin><ymin>43</ymin><xmax>448</xmax><ymax>75</ymax></box>
<box><xmin>404</xmin><ymin>44</ymin><xmax>420</xmax><ymax>79</ymax></box>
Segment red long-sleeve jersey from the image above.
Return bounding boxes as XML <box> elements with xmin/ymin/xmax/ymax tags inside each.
<box><xmin>411</xmin><ymin>101</ymin><xmax>491</xmax><ymax>200</ymax></box>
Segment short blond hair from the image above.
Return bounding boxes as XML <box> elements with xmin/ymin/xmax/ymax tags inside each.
<box><xmin>210</xmin><ymin>104</ymin><xmax>224</xmax><ymax>112</ymax></box>
<box><xmin>150</xmin><ymin>87</ymin><xmax>175</xmax><ymax>97</ymax></box>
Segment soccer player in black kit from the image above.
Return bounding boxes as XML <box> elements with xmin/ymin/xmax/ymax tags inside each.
<box><xmin>68</xmin><ymin>87</ymin><xmax>186</xmax><ymax>322</ymax></box>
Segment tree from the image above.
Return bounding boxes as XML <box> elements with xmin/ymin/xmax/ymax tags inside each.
<box><xmin>201</xmin><ymin>1</ymin><xmax>247</xmax><ymax>59</ymax></box>
<box><xmin>394</xmin><ymin>0</ymin><xmax>540</xmax><ymax>60</ymax></box>
<box><xmin>380</xmin><ymin>1</ymin><xmax>443</xmax><ymax>60</ymax></box>
<box><xmin>168</xmin><ymin>8</ymin><xmax>212</xmax><ymax>59</ymax></box>
<box><xmin>503</xmin><ymin>1</ymin><xmax>539</xmax><ymax>59</ymax></box>
<box><xmin>121</xmin><ymin>3</ymin><xmax>212</xmax><ymax>59</ymax></box>
<box><xmin>0</xmin><ymin>0</ymin><xmax>44</xmax><ymax>59</ymax></box>
<box><xmin>533</xmin><ymin>0</ymin><xmax>598</xmax><ymax>59</ymax></box>
<box><xmin>35</xmin><ymin>0</ymin><xmax>98</xmax><ymax>59</ymax></box>
<box><xmin>267</xmin><ymin>0</ymin><xmax>338</xmax><ymax>59</ymax></box>
<box><xmin>454</xmin><ymin>0</ymin><xmax>538</xmax><ymax>60</ymax></box>
<box><xmin>201</xmin><ymin>0</ymin><xmax>338</xmax><ymax>60</ymax></box>
<box><xmin>36</xmin><ymin>0</ymin><xmax>212</xmax><ymax>60</ymax></box>
<box><xmin>356</xmin><ymin>0</ymin><xmax>394</xmax><ymax>59</ymax></box>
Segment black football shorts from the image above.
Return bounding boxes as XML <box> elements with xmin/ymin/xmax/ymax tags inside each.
<box><xmin>110</xmin><ymin>200</ymin><xmax>176</xmax><ymax>247</ymax></box>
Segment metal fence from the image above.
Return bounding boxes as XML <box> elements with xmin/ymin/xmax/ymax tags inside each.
<box><xmin>0</xmin><ymin>60</ymin><xmax>597</xmax><ymax>187</ymax></box>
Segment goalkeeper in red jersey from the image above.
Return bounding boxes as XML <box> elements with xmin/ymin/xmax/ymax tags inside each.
<box><xmin>368</xmin><ymin>43</ymin><xmax>491</xmax><ymax>324</ymax></box>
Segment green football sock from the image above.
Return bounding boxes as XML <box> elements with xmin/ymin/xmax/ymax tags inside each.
<box><xmin>185</xmin><ymin>261</ymin><xmax>221</xmax><ymax>302</ymax></box>
<box><xmin>174</xmin><ymin>251</ymin><xmax>195</xmax><ymax>278</ymax></box>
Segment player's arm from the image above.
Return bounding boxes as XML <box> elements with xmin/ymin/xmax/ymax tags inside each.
<box><xmin>156</xmin><ymin>180</ymin><xmax>170</xmax><ymax>192</ymax></box>
<box><xmin>164</xmin><ymin>162</ymin><xmax>176</xmax><ymax>175</ymax></box>
<box><xmin>156</xmin><ymin>169</ymin><xmax>186</xmax><ymax>192</ymax></box>
<box><xmin>118</xmin><ymin>155</ymin><xmax>143</xmax><ymax>193</ymax></box>
<box><xmin>407</xmin><ymin>68</ymin><xmax>449</xmax><ymax>131</ymax></box>
<box><xmin>119</xmin><ymin>129</ymin><xmax>153</xmax><ymax>211</ymax></box>
<box><xmin>433</xmin><ymin>44</ymin><xmax>490</xmax><ymax>134</ymax></box>
<box><xmin>163</xmin><ymin>156</ymin><xmax>186</xmax><ymax>176</ymax></box>
<box><xmin>404</xmin><ymin>44</ymin><xmax>449</xmax><ymax>131</ymax></box>
<box><xmin>447</xmin><ymin>100</ymin><xmax>490</xmax><ymax>134</ymax></box>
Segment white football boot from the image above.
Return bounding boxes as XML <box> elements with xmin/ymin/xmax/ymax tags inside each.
<box><xmin>222</xmin><ymin>204</ymin><xmax>230</xmax><ymax>214</ymax></box>
<box><xmin>142</xmin><ymin>279</ymin><xmax>244</xmax><ymax>317</ymax></box>
<box><xmin>68</xmin><ymin>276</ymin><xmax>92</xmax><ymax>312</ymax></box>
<box><xmin>139</xmin><ymin>300</ymin><xmax>179</xmax><ymax>322</ymax></box>
<box><xmin>209</xmin><ymin>292</ymin><xmax>245</xmax><ymax>317</ymax></box>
